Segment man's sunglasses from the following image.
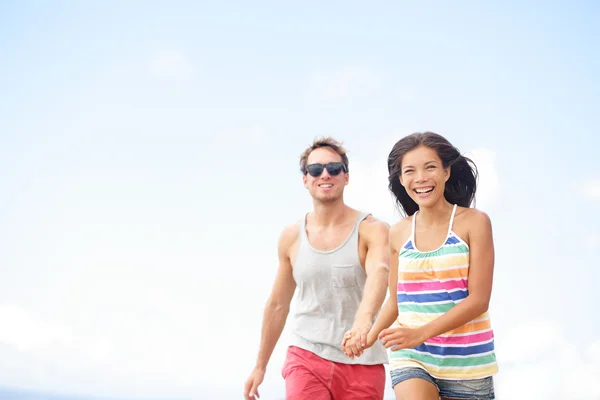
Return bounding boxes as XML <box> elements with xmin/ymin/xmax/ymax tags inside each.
<box><xmin>305</xmin><ymin>162</ymin><xmax>347</xmax><ymax>177</ymax></box>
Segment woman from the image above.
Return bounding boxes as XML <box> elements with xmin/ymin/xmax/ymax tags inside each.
<box><xmin>364</xmin><ymin>132</ymin><xmax>498</xmax><ymax>399</ymax></box>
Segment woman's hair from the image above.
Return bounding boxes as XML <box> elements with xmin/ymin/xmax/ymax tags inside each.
<box><xmin>387</xmin><ymin>132</ymin><xmax>478</xmax><ymax>217</ymax></box>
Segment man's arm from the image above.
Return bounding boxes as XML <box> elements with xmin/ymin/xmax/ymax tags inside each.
<box><xmin>244</xmin><ymin>224</ymin><xmax>298</xmax><ymax>400</ymax></box>
<box><xmin>343</xmin><ymin>217</ymin><xmax>390</xmax><ymax>359</ymax></box>
<box><xmin>365</xmin><ymin>218</ymin><xmax>411</xmax><ymax>345</ymax></box>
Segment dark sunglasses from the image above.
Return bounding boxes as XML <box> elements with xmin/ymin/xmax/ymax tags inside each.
<box><xmin>305</xmin><ymin>162</ymin><xmax>347</xmax><ymax>177</ymax></box>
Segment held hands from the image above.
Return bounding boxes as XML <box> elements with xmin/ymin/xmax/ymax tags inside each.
<box><xmin>378</xmin><ymin>325</ymin><xmax>426</xmax><ymax>351</ymax></box>
<box><xmin>340</xmin><ymin>319</ymin><xmax>373</xmax><ymax>359</ymax></box>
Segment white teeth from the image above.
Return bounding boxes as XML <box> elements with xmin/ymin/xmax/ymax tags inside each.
<box><xmin>415</xmin><ymin>187</ymin><xmax>433</xmax><ymax>194</ymax></box>
<box><xmin>319</xmin><ymin>184</ymin><xmax>333</xmax><ymax>188</ymax></box>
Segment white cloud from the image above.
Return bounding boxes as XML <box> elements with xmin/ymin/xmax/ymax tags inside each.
<box><xmin>345</xmin><ymin>160</ymin><xmax>397</xmax><ymax>224</ymax></box>
<box><xmin>344</xmin><ymin>137</ymin><xmax>401</xmax><ymax>223</ymax></box>
<box><xmin>0</xmin><ymin>295</ymin><xmax>241</xmax><ymax>398</ymax></box>
<box><xmin>464</xmin><ymin>148</ymin><xmax>499</xmax><ymax>211</ymax></box>
<box><xmin>0</xmin><ymin>304</ymin><xmax>112</xmax><ymax>363</ymax></box>
<box><xmin>586</xmin><ymin>232</ymin><xmax>600</xmax><ymax>249</ymax></box>
<box><xmin>495</xmin><ymin>320</ymin><xmax>561</xmax><ymax>364</ymax></box>
<box><xmin>580</xmin><ymin>180</ymin><xmax>600</xmax><ymax>199</ymax></box>
<box><xmin>0</xmin><ymin>304</ymin><xmax>117</xmax><ymax>396</ymax></box>
<box><xmin>149</xmin><ymin>49</ymin><xmax>194</xmax><ymax>81</ymax></box>
<box><xmin>0</xmin><ymin>188</ymin><xmax>283</xmax><ymax>398</ymax></box>
<box><xmin>0</xmin><ymin>304</ymin><xmax>73</xmax><ymax>353</ymax></box>
<box><xmin>494</xmin><ymin>320</ymin><xmax>600</xmax><ymax>400</ymax></box>
<box><xmin>307</xmin><ymin>65</ymin><xmax>381</xmax><ymax>104</ymax></box>
<box><xmin>589</xmin><ymin>340</ymin><xmax>600</xmax><ymax>363</ymax></box>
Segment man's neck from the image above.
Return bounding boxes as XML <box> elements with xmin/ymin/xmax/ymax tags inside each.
<box><xmin>312</xmin><ymin>199</ymin><xmax>349</xmax><ymax>227</ymax></box>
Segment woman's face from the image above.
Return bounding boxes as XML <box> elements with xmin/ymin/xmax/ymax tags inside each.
<box><xmin>399</xmin><ymin>145</ymin><xmax>450</xmax><ymax>208</ymax></box>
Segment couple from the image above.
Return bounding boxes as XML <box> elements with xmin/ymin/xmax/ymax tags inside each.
<box><xmin>244</xmin><ymin>132</ymin><xmax>498</xmax><ymax>400</ymax></box>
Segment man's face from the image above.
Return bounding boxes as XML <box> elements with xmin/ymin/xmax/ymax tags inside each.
<box><xmin>303</xmin><ymin>147</ymin><xmax>349</xmax><ymax>203</ymax></box>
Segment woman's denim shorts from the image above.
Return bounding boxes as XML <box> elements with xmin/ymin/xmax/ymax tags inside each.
<box><xmin>390</xmin><ymin>367</ymin><xmax>495</xmax><ymax>400</ymax></box>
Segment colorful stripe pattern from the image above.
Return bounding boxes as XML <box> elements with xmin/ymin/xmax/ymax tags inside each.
<box><xmin>390</xmin><ymin>206</ymin><xmax>498</xmax><ymax>380</ymax></box>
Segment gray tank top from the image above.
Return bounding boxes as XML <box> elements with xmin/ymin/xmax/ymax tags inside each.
<box><xmin>289</xmin><ymin>211</ymin><xmax>388</xmax><ymax>365</ymax></box>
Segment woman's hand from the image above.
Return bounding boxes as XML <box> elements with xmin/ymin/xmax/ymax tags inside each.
<box><xmin>378</xmin><ymin>326</ymin><xmax>426</xmax><ymax>351</ymax></box>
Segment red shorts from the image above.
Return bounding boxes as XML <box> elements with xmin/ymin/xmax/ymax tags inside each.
<box><xmin>281</xmin><ymin>346</ymin><xmax>386</xmax><ymax>400</ymax></box>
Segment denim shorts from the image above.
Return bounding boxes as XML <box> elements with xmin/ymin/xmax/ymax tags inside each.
<box><xmin>390</xmin><ymin>367</ymin><xmax>495</xmax><ymax>400</ymax></box>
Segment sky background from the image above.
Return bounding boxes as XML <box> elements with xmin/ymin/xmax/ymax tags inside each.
<box><xmin>1</xmin><ymin>1</ymin><xmax>599</xmax><ymax>399</ymax></box>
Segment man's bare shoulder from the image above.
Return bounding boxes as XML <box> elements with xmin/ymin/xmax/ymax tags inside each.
<box><xmin>359</xmin><ymin>214</ymin><xmax>390</xmax><ymax>240</ymax></box>
<box><xmin>390</xmin><ymin>216</ymin><xmax>412</xmax><ymax>250</ymax></box>
<box><xmin>278</xmin><ymin>221</ymin><xmax>301</xmax><ymax>252</ymax></box>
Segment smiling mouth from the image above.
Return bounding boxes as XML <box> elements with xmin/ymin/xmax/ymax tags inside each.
<box><xmin>318</xmin><ymin>183</ymin><xmax>333</xmax><ymax>188</ymax></box>
<box><xmin>414</xmin><ymin>187</ymin><xmax>434</xmax><ymax>194</ymax></box>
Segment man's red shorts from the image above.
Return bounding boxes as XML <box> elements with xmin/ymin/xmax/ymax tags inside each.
<box><xmin>281</xmin><ymin>345</ymin><xmax>386</xmax><ymax>400</ymax></box>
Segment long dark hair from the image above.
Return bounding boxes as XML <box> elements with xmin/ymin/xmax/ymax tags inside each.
<box><xmin>387</xmin><ymin>132</ymin><xmax>478</xmax><ymax>217</ymax></box>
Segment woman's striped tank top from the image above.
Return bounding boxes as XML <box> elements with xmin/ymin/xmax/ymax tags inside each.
<box><xmin>389</xmin><ymin>204</ymin><xmax>498</xmax><ymax>380</ymax></box>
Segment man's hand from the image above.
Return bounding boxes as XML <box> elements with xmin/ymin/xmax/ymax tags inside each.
<box><xmin>244</xmin><ymin>367</ymin><xmax>265</xmax><ymax>400</ymax></box>
<box><xmin>378</xmin><ymin>325</ymin><xmax>426</xmax><ymax>351</ymax></box>
<box><xmin>341</xmin><ymin>318</ymin><xmax>372</xmax><ymax>359</ymax></box>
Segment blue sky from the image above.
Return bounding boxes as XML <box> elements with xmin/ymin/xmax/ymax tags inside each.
<box><xmin>1</xmin><ymin>1</ymin><xmax>599</xmax><ymax>399</ymax></box>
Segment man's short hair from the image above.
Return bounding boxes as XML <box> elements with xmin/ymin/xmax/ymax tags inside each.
<box><xmin>299</xmin><ymin>137</ymin><xmax>349</xmax><ymax>175</ymax></box>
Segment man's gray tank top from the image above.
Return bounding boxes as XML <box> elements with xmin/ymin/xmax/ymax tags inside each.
<box><xmin>289</xmin><ymin>211</ymin><xmax>388</xmax><ymax>365</ymax></box>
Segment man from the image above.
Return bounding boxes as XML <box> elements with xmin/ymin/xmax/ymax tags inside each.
<box><xmin>243</xmin><ymin>137</ymin><xmax>390</xmax><ymax>400</ymax></box>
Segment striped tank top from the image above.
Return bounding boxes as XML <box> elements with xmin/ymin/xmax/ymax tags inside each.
<box><xmin>389</xmin><ymin>204</ymin><xmax>498</xmax><ymax>380</ymax></box>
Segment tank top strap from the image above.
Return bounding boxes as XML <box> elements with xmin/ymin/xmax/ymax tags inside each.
<box><xmin>299</xmin><ymin>213</ymin><xmax>309</xmax><ymax>246</ymax></box>
<box><xmin>356</xmin><ymin>211</ymin><xmax>370</xmax><ymax>227</ymax></box>
<box><xmin>348</xmin><ymin>211</ymin><xmax>370</xmax><ymax>244</ymax></box>
<box><xmin>411</xmin><ymin>210</ymin><xmax>418</xmax><ymax>237</ymax></box>
<box><xmin>448</xmin><ymin>204</ymin><xmax>458</xmax><ymax>234</ymax></box>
